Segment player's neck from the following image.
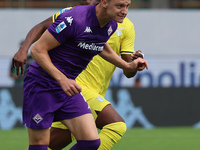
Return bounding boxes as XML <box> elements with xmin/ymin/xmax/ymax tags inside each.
<box><xmin>95</xmin><ymin>3</ymin><xmax>111</xmax><ymax>28</ymax></box>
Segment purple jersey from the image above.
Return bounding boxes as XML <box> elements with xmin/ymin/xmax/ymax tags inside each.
<box><xmin>23</xmin><ymin>4</ymin><xmax>117</xmax><ymax>129</ymax></box>
<box><xmin>29</xmin><ymin>4</ymin><xmax>117</xmax><ymax>80</ymax></box>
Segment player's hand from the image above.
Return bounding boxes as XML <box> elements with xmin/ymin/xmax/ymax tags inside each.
<box><xmin>59</xmin><ymin>78</ymin><xmax>82</xmax><ymax>96</ymax></box>
<box><xmin>128</xmin><ymin>57</ymin><xmax>148</xmax><ymax>71</ymax></box>
<box><xmin>12</xmin><ymin>49</ymin><xmax>28</xmax><ymax>77</ymax></box>
<box><xmin>135</xmin><ymin>57</ymin><xmax>148</xmax><ymax>71</ymax></box>
<box><xmin>131</xmin><ymin>50</ymin><xmax>144</xmax><ymax>60</ymax></box>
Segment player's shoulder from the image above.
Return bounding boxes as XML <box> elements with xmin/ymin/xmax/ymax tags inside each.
<box><xmin>56</xmin><ymin>5</ymin><xmax>89</xmax><ymax>17</ymax></box>
<box><xmin>53</xmin><ymin>5</ymin><xmax>94</xmax><ymax>24</ymax></box>
<box><xmin>71</xmin><ymin>5</ymin><xmax>94</xmax><ymax>16</ymax></box>
<box><xmin>63</xmin><ymin>5</ymin><xmax>93</xmax><ymax>22</ymax></box>
<box><xmin>59</xmin><ymin>7</ymin><xmax>73</xmax><ymax>14</ymax></box>
<box><xmin>53</xmin><ymin>7</ymin><xmax>72</xmax><ymax>22</ymax></box>
<box><xmin>53</xmin><ymin>5</ymin><xmax>95</xmax><ymax>33</ymax></box>
<box><xmin>118</xmin><ymin>17</ymin><xmax>134</xmax><ymax>28</ymax></box>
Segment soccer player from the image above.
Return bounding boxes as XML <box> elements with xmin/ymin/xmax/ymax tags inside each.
<box><xmin>50</xmin><ymin>8</ymin><xmax>143</xmax><ymax>150</ymax></box>
<box><xmin>14</xmin><ymin>1</ymin><xmax>148</xmax><ymax>150</ymax></box>
<box><xmin>49</xmin><ymin>2</ymin><xmax>145</xmax><ymax>149</ymax></box>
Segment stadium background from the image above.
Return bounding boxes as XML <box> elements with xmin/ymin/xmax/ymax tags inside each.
<box><xmin>0</xmin><ymin>0</ymin><xmax>200</xmax><ymax>131</ymax></box>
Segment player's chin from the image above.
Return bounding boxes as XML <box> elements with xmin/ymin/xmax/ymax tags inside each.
<box><xmin>115</xmin><ymin>16</ymin><xmax>125</xmax><ymax>23</ymax></box>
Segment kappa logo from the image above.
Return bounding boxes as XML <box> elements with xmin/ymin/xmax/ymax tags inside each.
<box><xmin>65</xmin><ymin>16</ymin><xmax>73</xmax><ymax>26</ymax></box>
<box><xmin>108</xmin><ymin>26</ymin><xmax>113</xmax><ymax>36</ymax></box>
<box><xmin>84</xmin><ymin>26</ymin><xmax>92</xmax><ymax>33</ymax></box>
<box><xmin>55</xmin><ymin>21</ymin><xmax>67</xmax><ymax>33</ymax></box>
<box><xmin>33</xmin><ymin>113</ymin><xmax>43</xmax><ymax>124</ymax></box>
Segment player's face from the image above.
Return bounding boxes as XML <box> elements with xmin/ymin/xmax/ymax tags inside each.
<box><xmin>106</xmin><ymin>0</ymin><xmax>130</xmax><ymax>23</ymax></box>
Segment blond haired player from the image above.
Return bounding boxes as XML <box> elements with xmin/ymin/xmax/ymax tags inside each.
<box><xmin>12</xmin><ymin>2</ymin><xmax>145</xmax><ymax>150</ymax></box>
<box><xmin>50</xmin><ymin>15</ymin><xmax>140</xmax><ymax>150</ymax></box>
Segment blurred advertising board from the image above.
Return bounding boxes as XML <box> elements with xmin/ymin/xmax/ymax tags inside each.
<box><xmin>1</xmin><ymin>87</ymin><xmax>200</xmax><ymax>130</ymax></box>
<box><xmin>110</xmin><ymin>55</ymin><xmax>200</xmax><ymax>87</ymax></box>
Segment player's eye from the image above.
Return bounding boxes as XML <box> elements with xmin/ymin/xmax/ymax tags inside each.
<box><xmin>126</xmin><ymin>4</ymin><xmax>130</xmax><ymax>9</ymax></box>
<box><xmin>117</xmin><ymin>5</ymin><xmax>123</xmax><ymax>8</ymax></box>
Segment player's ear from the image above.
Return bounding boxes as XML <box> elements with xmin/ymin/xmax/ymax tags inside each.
<box><xmin>101</xmin><ymin>0</ymin><xmax>108</xmax><ymax>8</ymax></box>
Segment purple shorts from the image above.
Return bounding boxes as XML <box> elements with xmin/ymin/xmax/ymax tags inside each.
<box><xmin>22</xmin><ymin>71</ymin><xmax>91</xmax><ymax>129</ymax></box>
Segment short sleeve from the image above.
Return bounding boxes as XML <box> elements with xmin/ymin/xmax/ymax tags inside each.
<box><xmin>48</xmin><ymin>12</ymin><xmax>76</xmax><ymax>44</ymax></box>
<box><xmin>120</xmin><ymin>18</ymin><xmax>135</xmax><ymax>55</ymax></box>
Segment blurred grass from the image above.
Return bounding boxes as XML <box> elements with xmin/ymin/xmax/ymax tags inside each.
<box><xmin>1</xmin><ymin>127</ymin><xmax>200</xmax><ymax>150</ymax></box>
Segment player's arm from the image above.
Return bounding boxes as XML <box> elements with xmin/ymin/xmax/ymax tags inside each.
<box><xmin>122</xmin><ymin>50</ymin><xmax>144</xmax><ymax>78</ymax></box>
<box><xmin>12</xmin><ymin>17</ymin><xmax>52</xmax><ymax>76</ymax></box>
<box><xmin>121</xmin><ymin>54</ymin><xmax>136</xmax><ymax>78</ymax></box>
<box><xmin>119</xmin><ymin>18</ymin><xmax>144</xmax><ymax>78</ymax></box>
<box><xmin>99</xmin><ymin>43</ymin><xmax>148</xmax><ymax>72</ymax></box>
<box><xmin>31</xmin><ymin>30</ymin><xmax>81</xmax><ymax>96</ymax></box>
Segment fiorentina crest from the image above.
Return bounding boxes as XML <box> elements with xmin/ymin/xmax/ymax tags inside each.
<box><xmin>108</xmin><ymin>26</ymin><xmax>113</xmax><ymax>36</ymax></box>
<box><xmin>33</xmin><ymin>113</ymin><xmax>43</xmax><ymax>124</ymax></box>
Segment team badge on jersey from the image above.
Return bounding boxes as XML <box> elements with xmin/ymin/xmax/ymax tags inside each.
<box><xmin>55</xmin><ymin>21</ymin><xmax>67</xmax><ymax>33</ymax></box>
<box><xmin>33</xmin><ymin>113</ymin><xmax>43</xmax><ymax>124</ymax></box>
<box><xmin>116</xmin><ymin>28</ymin><xmax>124</xmax><ymax>36</ymax></box>
<box><xmin>108</xmin><ymin>26</ymin><xmax>113</xmax><ymax>36</ymax></box>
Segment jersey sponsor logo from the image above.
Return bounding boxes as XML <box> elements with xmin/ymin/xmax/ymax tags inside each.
<box><xmin>77</xmin><ymin>42</ymin><xmax>104</xmax><ymax>51</ymax></box>
<box><xmin>116</xmin><ymin>28</ymin><xmax>124</xmax><ymax>36</ymax></box>
<box><xmin>65</xmin><ymin>16</ymin><xmax>73</xmax><ymax>26</ymax></box>
<box><xmin>108</xmin><ymin>26</ymin><xmax>113</xmax><ymax>36</ymax></box>
<box><xmin>32</xmin><ymin>113</ymin><xmax>43</xmax><ymax>124</ymax></box>
<box><xmin>55</xmin><ymin>21</ymin><xmax>67</xmax><ymax>33</ymax></box>
<box><xmin>84</xmin><ymin>26</ymin><xmax>92</xmax><ymax>33</ymax></box>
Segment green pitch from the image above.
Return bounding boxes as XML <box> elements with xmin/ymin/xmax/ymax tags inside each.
<box><xmin>1</xmin><ymin>127</ymin><xmax>200</xmax><ymax>150</ymax></box>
